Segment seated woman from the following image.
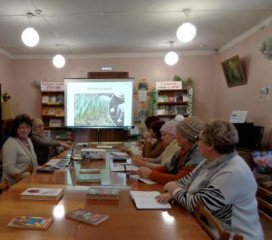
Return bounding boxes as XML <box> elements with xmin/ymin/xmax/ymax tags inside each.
<box><xmin>157</xmin><ymin>120</ymin><xmax>263</xmax><ymax>240</ymax></box>
<box><xmin>142</xmin><ymin>120</ymin><xmax>167</xmax><ymax>158</ymax></box>
<box><xmin>2</xmin><ymin>114</ymin><xmax>38</xmax><ymax>185</ymax></box>
<box><xmin>135</xmin><ymin>116</ymin><xmax>205</xmax><ymax>185</ymax></box>
<box><xmin>31</xmin><ymin>118</ymin><xmax>71</xmax><ymax>166</ymax></box>
<box><xmin>132</xmin><ymin>120</ymin><xmax>180</xmax><ymax>167</ymax></box>
<box><xmin>120</xmin><ymin>115</ymin><xmax>159</xmax><ymax>155</ymax></box>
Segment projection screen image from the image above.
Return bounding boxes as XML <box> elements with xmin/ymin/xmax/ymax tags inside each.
<box><xmin>65</xmin><ymin>79</ymin><xmax>133</xmax><ymax>128</ymax></box>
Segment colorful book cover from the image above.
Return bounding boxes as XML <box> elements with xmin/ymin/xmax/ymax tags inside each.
<box><xmin>8</xmin><ymin>216</ymin><xmax>53</xmax><ymax>230</ymax></box>
<box><xmin>66</xmin><ymin>209</ymin><xmax>109</xmax><ymax>226</ymax></box>
<box><xmin>87</xmin><ymin>187</ymin><xmax>119</xmax><ymax>200</ymax></box>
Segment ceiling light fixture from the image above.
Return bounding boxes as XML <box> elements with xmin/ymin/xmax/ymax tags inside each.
<box><xmin>21</xmin><ymin>12</ymin><xmax>40</xmax><ymax>47</ymax></box>
<box><xmin>52</xmin><ymin>44</ymin><xmax>66</xmax><ymax>68</ymax></box>
<box><xmin>176</xmin><ymin>9</ymin><xmax>196</xmax><ymax>43</ymax></box>
<box><xmin>164</xmin><ymin>41</ymin><xmax>179</xmax><ymax>66</ymax></box>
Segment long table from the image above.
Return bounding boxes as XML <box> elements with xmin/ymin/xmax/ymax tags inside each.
<box><xmin>0</xmin><ymin>157</ymin><xmax>209</xmax><ymax>240</ymax></box>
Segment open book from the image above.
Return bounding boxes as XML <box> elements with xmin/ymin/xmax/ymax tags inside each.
<box><xmin>130</xmin><ymin>191</ymin><xmax>171</xmax><ymax>210</ymax></box>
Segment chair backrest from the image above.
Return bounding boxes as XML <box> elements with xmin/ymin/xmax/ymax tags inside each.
<box><xmin>233</xmin><ymin>233</ymin><xmax>244</xmax><ymax>240</ymax></box>
<box><xmin>0</xmin><ymin>179</ymin><xmax>9</xmax><ymax>192</ymax></box>
<box><xmin>257</xmin><ymin>186</ymin><xmax>272</xmax><ymax>221</ymax></box>
<box><xmin>195</xmin><ymin>202</ymin><xmax>230</xmax><ymax>240</ymax></box>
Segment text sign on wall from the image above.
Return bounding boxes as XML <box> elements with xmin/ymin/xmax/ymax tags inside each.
<box><xmin>41</xmin><ymin>81</ymin><xmax>64</xmax><ymax>92</ymax></box>
<box><xmin>156</xmin><ymin>81</ymin><xmax>182</xmax><ymax>90</ymax></box>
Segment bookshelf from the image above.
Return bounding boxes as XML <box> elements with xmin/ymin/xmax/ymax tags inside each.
<box><xmin>156</xmin><ymin>89</ymin><xmax>189</xmax><ymax>119</ymax></box>
<box><xmin>41</xmin><ymin>91</ymin><xmax>72</xmax><ymax>140</ymax></box>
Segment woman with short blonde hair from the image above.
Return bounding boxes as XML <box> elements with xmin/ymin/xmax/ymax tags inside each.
<box><xmin>157</xmin><ymin>120</ymin><xmax>263</xmax><ymax>240</ymax></box>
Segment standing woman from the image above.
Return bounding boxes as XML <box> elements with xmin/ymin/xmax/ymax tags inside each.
<box><xmin>2</xmin><ymin>114</ymin><xmax>38</xmax><ymax>185</ymax></box>
<box><xmin>157</xmin><ymin>120</ymin><xmax>263</xmax><ymax>240</ymax></box>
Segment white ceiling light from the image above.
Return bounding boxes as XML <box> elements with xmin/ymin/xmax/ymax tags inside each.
<box><xmin>164</xmin><ymin>41</ymin><xmax>179</xmax><ymax>66</ymax></box>
<box><xmin>21</xmin><ymin>13</ymin><xmax>39</xmax><ymax>47</ymax></box>
<box><xmin>176</xmin><ymin>9</ymin><xmax>196</xmax><ymax>43</ymax></box>
<box><xmin>53</xmin><ymin>54</ymin><xmax>66</xmax><ymax>68</ymax></box>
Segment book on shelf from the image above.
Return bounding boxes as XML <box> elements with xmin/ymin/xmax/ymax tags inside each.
<box><xmin>21</xmin><ymin>188</ymin><xmax>64</xmax><ymax>201</ymax></box>
<box><xmin>8</xmin><ymin>216</ymin><xmax>53</xmax><ymax>230</ymax></box>
<box><xmin>42</xmin><ymin>96</ymin><xmax>49</xmax><ymax>103</ymax></box>
<box><xmin>49</xmin><ymin>95</ymin><xmax>57</xmax><ymax>103</ymax></box>
<box><xmin>66</xmin><ymin>209</ymin><xmax>109</xmax><ymax>226</ymax></box>
<box><xmin>54</xmin><ymin>108</ymin><xmax>64</xmax><ymax>116</ymax></box>
<box><xmin>168</xmin><ymin>94</ymin><xmax>175</xmax><ymax>102</ymax></box>
<box><xmin>56</xmin><ymin>93</ymin><xmax>64</xmax><ymax>103</ymax></box>
<box><xmin>182</xmin><ymin>94</ymin><xmax>189</xmax><ymax>102</ymax></box>
<box><xmin>130</xmin><ymin>191</ymin><xmax>172</xmax><ymax>210</ymax></box>
<box><xmin>87</xmin><ymin>186</ymin><xmax>120</xmax><ymax>200</ymax></box>
<box><xmin>157</xmin><ymin>95</ymin><xmax>168</xmax><ymax>103</ymax></box>
<box><xmin>175</xmin><ymin>106</ymin><xmax>187</xmax><ymax>115</ymax></box>
<box><xmin>49</xmin><ymin>119</ymin><xmax>62</xmax><ymax>127</ymax></box>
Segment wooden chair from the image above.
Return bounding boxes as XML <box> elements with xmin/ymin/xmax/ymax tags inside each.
<box><xmin>14</xmin><ymin>166</ymin><xmax>33</xmax><ymax>183</ymax></box>
<box><xmin>195</xmin><ymin>202</ymin><xmax>231</xmax><ymax>240</ymax></box>
<box><xmin>233</xmin><ymin>233</ymin><xmax>244</xmax><ymax>240</ymax></box>
<box><xmin>257</xmin><ymin>186</ymin><xmax>272</xmax><ymax>221</ymax></box>
<box><xmin>0</xmin><ymin>179</ymin><xmax>9</xmax><ymax>193</ymax></box>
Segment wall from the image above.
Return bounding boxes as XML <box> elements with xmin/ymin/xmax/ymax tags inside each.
<box><xmin>215</xmin><ymin>27</ymin><xmax>272</xmax><ymax>146</ymax></box>
<box><xmin>0</xmin><ymin>53</ymin><xmax>13</xmax><ymax>93</ymax></box>
<box><xmin>12</xmin><ymin>55</ymin><xmax>215</xmax><ymax>118</ymax></box>
<box><xmin>5</xmin><ymin>26</ymin><xmax>271</xmax><ymax>144</ymax></box>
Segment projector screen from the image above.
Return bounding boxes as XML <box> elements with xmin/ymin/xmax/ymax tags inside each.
<box><xmin>64</xmin><ymin>79</ymin><xmax>134</xmax><ymax>128</ymax></box>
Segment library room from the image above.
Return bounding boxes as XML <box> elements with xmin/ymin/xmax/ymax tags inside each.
<box><xmin>0</xmin><ymin>1</ymin><xmax>271</xmax><ymax>240</ymax></box>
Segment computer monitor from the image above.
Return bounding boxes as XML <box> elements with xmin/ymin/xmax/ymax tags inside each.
<box><xmin>233</xmin><ymin>123</ymin><xmax>264</xmax><ymax>150</ymax></box>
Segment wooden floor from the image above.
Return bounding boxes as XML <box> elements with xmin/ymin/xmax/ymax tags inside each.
<box><xmin>261</xmin><ymin>217</ymin><xmax>272</xmax><ymax>240</ymax></box>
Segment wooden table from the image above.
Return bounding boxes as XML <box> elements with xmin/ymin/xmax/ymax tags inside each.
<box><xmin>0</xmin><ymin>159</ymin><xmax>209</xmax><ymax>240</ymax></box>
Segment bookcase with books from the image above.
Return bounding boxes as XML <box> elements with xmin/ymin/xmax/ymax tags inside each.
<box><xmin>156</xmin><ymin>89</ymin><xmax>189</xmax><ymax>119</ymax></box>
<box><xmin>41</xmin><ymin>91</ymin><xmax>72</xmax><ymax>141</ymax></box>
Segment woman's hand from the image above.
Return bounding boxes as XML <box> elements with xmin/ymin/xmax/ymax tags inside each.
<box><xmin>163</xmin><ymin>181</ymin><xmax>180</xmax><ymax>196</ymax></box>
<box><xmin>61</xmin><ymin>142</ymin><xmax>70</xmax><ymax>149</ymax></box>
<box><xmin>138</xmin><ymin>166</ymin><xmax>152</xmax><ymax>179</ymax></box>
<box><xmin>156</xmin><ymin>192</ymin><xmax>173</xmax><ymax>204</ymax></box>
<box><xmin>131</xmin><ymin>155</ymin><xmax>145</xmax><ymax>166</ymax></box>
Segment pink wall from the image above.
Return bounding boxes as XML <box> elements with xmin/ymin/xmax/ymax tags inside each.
<box><xmin>12</xmin><ymin>55</ymin><xmax>215</xmax><ymax>121</ymax></box>
<box><xmin>214</xmin><ymin>27</ymin><xmax>272</xmax><ymax>145</ymax></box>
<box><xmin>0</xmin><ymin>53</ymin><xmax>13</xmax><ymax>94</ymax></box>
<box><xmin>3</xmin><ymin>26</ymin><xmax>271</xmax><ymax>144</ymax></box>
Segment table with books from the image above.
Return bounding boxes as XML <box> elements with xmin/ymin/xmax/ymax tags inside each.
<box><xmin>0</xmin><ymin>145</ymin><xmax>209</xmax><ymax>240</ymax></box>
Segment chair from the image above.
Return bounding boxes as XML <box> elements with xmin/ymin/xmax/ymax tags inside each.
<box><xmin>233</xmin><ymin>233</ymin><xmax>244</xmax><ymax>240</ymax></box>
<box><xmin>14</xmin><ymin>166</ymin><xmax>33</xmax><ymax>183</ymax></box>
<box><xmin>195</xmin><ymin>202</ymin><xmax>231</xmax><ymax>240</ymax></box>
<box><xmin>0</xmin><ymin>179</ymin><xmax>9</xmax><ymax>193</ymax></box>
<box><xmin>257</xmin><ymin>186</ymin><xmax>272</xmax><ymax>221</ymax></box>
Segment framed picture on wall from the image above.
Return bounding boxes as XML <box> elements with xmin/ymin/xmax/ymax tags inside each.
<box><xmin>221</xmin><ymin>55</ymin><xmax>247</xmax><ymax>87</ymax></box>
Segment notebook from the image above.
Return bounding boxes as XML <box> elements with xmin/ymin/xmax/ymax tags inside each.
<box><xmin>130</xmin><ymin>191</ymin><xmax>171</xmax><ymax>210</ymax></box>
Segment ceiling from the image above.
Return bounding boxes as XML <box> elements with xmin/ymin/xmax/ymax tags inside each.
<box><xmin>0</xmin><ymin>0</ymin><xmax>271</xmax><ymax>58</ymax></box>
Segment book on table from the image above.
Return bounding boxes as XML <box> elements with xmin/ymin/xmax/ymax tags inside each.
<box><xmin>21</xmin><ymin>188</ymin><xmax>63</xmax><ymax>201</ymax></box>
<box><xmin>8</xmin><ymin>216</ymin><xmax>53</xmax><ymax>230</ymax></box>
<box><xmin>130</xmin><ymin>191</ymin><xmax>172</xmax><ymax>210</ymax></box>
<box><xmin>66</xmin><ymin>209</ymin><xmax>109</xmax><ymax>226</ymax></box>
<box><xmin>87</xmin><ymin>186</ymin><xmax>120</xmax><ymax>200</ymax></box>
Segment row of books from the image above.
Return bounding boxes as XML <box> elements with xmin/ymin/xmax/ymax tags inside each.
<box><xmin>42</xmin><ymin>107</ymin><xmax>64</xmax><ymax>117</ymax></box>
<box><xmin>156</xmin><ymin>105</ymin><xmax>188</xmax><ymax>115</ymax></box>
<box><xmin>8</xmin><ymin>185</ymin><xmax>172</xmax><ymax>230</ymax></box>
<box><xmin>42</xmin><ymin>94</ymin><xmax>64</xmax><ymax>104</ymax></box>
<box><xmin>157</xmin><ymin>93</ymin><xmax>188</xmax><ymax>103</ymax></box>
